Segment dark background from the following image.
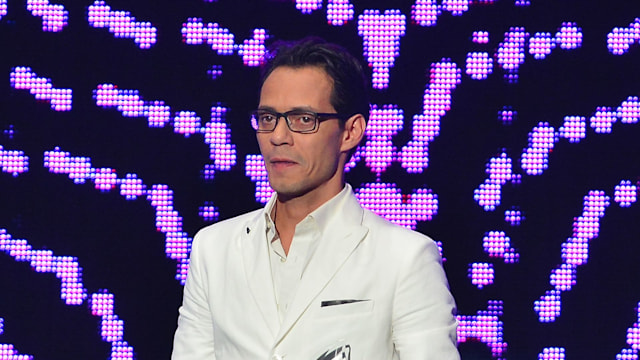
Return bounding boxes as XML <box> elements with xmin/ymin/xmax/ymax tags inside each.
<box><xmin>1</xmin><ymin>0</ymin><xmax>640</xmax><ymax>358</ymax></box>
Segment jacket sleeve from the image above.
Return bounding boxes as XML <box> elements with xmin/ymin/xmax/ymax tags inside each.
<box><xmin>391</xmin><ymin>237</ymin><xmax>460</xmax><ymax>360</ymax></box>
<box><xmin>171</xmin><ymin>231</ymin><xmax>217</xmax><ymax>360</ymax></box>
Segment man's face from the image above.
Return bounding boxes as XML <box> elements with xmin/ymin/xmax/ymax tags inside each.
<box><xmin>257</xmin><ymin>66</ymin><xmax>348</xmax><ymax>202</ymax></box>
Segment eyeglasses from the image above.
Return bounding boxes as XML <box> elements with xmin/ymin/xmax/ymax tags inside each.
<box><xmin>250</xmin><ymin>109</ymin><xmax>347</xmax><ymax>133</ymax></box>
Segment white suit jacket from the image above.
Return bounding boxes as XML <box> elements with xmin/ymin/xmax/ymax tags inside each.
<box><xmin>172</xmin><ymin>187</ymin><xmax>459</xmax><ymax>360</ymax></box>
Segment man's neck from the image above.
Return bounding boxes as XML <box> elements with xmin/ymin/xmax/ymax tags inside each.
<box><xmin>272</xmin><ymin>184</ymin><xmax>345</xmax><ymax>254</ymax></box>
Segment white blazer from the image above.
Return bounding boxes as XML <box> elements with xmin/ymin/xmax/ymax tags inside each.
<box><xmin>172</xmin><ymin>188</ymin><xmax>459</xmax><ymax>360</ymax></box>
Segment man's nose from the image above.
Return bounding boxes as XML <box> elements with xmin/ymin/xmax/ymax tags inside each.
<box><xmin>270</xmin><ymin>115</ymin><xmax>293</xmax><ymax>144</ymax></box>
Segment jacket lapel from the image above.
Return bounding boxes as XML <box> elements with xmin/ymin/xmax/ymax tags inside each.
<box><xmin>274</xmin><ymin>192</ymin><xmax>369</xmax><ymax>344</ymax></box>
<box><xmin>240</xmin><ymin>213</ymin><xmax>280</xmax><ymax>338</ymax></box>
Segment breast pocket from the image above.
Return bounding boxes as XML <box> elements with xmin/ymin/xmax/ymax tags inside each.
<box><xmin>318</xmin><ymin>299</ymin><xmax>374</xmax><ymax>318</ymax></box>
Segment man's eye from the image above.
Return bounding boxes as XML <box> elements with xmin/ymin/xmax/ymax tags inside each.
<box><xmin>260</xmin><ymin>114</ymin><xmax>276</xmax><ymax>122</ymax></box>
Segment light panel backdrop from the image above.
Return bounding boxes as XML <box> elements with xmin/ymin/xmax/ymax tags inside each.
<box><xmin>2</xmin><ymin>0</ymin><xmax>640</xmax><ymax>359</ymax></box>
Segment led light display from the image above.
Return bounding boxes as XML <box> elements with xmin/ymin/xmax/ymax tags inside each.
<box><xmin>2</xmin><ymin>0</ymin><xmax>640</xmax><ymax>359</ymax></box>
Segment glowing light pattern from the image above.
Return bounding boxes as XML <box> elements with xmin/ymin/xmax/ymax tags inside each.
<box><xmin>198</xmin><ymin>202</ymin><xmax>219</xmax><ymax>222</ymax></box>
<box><xmin>468</xmin><ymin>262</ymin><xmax>494</xmax><ymax>289</ymax></box>
<box><xmin>0</xmin><ymin>319</ymin><xmax>33</xmax><ymax>360</ymax></box>
<box><xmin>400</xmin><ymin>60</ymin><xmax>461</xmax><ymax>173</ymax></box>
<box><xmin>0</xmin><ymin>146</ymin><xmax>29</xmax><ymax>177</ymax></box>
<box><xmin>207</xmin><ymin>65</ymin><xmax>223</xmax><ymax>80</ymax></box>
<box><xmin>482</xmin><ymin>231</ymin><xmax>519</xmax><ymax>263</ymax></box>
<box><xmin>357</xmin><ymin>9</ymin><xmax>406</xmax><ymax>89</ymax></box>
<box><xmin>617</xmin><ymin>96</ymin><xmax>640</xmax><ymax>124</ymax></box>
<box><xmin>535</xmin><ymin>190</ymin><xmax>610</xmax><ymax>322</ymax></box>
<box><xmin>538</xmin><ymin>347</ymin><xmax>565</xmax><ymax>360</ymax></box>
<box><xmin>93</xmin><ymin>84</ymin><xmax>237</xmax><ymax>170</ymax></box>
<box><xmin>520</xmin><ymin>122</ymin><xmax>557</xmax><ymax>176</ymax></box>
<box><xmin>26</xmin><ymin>0</ymin><xmax>67</xmax><ymax>32</ymax></box>
<box><xmin>0</xmin><ymin>229</ymin><xmax>86</xmax><ymax>305</ymax></box>
<box><xmin>558</xmin><ymin>116</ymin><xmax>586</xmax><ymax>143</ymax></box>
<box><xmin>357</xmin><ymin>104</ymin><xmax>404</xmax><ymax>176</ymax></box>
<box><xmin>614</xmin><ymin>180</ymin><xmax>637</xmax><ymax>207</ymax></box>
<box><xmin>474</xmin><ymin>152</ymin><xmax>516</xmax><ymax>211</ymax></box>
<box><xmin>499</xmin><ymin>107</ymin><xmax>516</xmax><ymax>124</ymax></box>
<box><xmin>590</xmin><ymin>106</ymin><xmax>617</xmax><ymax>134</ymax></box>
<box><xmin>326</xmin><ymin>0</ymin><xmax>354</xmax><ymax>25</ymax></box>
<box><xmin>411</xmin><ymin>0</ymin><xmax>495</xmax><ymax>27</ymax></box>
<box><xmin>618</xmin><ymin>303</ymin><xmax>640</xmax><ymax>360</ymax></box>
<box><xmin>181</xmin><ymin>18</ymin><xmax>268</xmax><ymax>67</ymax></box>
<box><xmin>0</xmin><ymin>229</ymin><xmax>136</xmax><ymax>358</ymax></box>
<box><xmin>245</xmin><ymin>154</ymin><xmax>273</xmax><ymax>204</ymax></box>
<box><xmin>504</xmin><ymin>208</ymin><xmax>523</xmax><ymax>226</ymax></box>
<box><xmin>354</xmin><ymin>183</ymin><xmax>438</xmax><ymax>229</ymax></box>
<box><xmin>10</xmin><ymin>67</ymin><xmax>72</xmax><ymax>111</ymax></box>
<box><xmin>295</xmin><ymin>0</ymin><xmax>322</xmax><ymax>14</ymax></box>
<box><xmin>555</xmin><ymin>22</ymin><xmax>582</xmax><ymax>50</ymax></box>
<box><xmin>43</xmin><ymin>148</ymin><xmax>191</xmax><ymax>283</ymax></box>
<box><xmin>473</xmin><ymin>30</ymin><xmax>490</xmax><ymax>44</ymax></box>
<box><xmin>457</xmin><ymin>300</ymin><xmax>507</xmax><ymax>359</ymax></box>
<box><xmin>465</xmin><ymin>51</ymin><xmax>493</xmax><ymax>80</ymax></box>
<box><xmin>607</xmin><ymin>17</ymin><xmax>640</xmax><ymax>55</ymax></box>
<box><xmin>529</xmin><ymin>32</ymin><xmax>555</xmax><ymax>59</ymax></box>
<box><xmin>496</xmin><ymin>27</ymin><xmax>529</xmax><ymax>82</ymax></box>
<box><xmin>0</xmin><ymin>0</ymin><xmax>7</xmax><ymax>19</ymax></box>
<box><xmin>87</xmin><ymin>1</ymin><xmax>157</xmax><ymax>49</ymax></box>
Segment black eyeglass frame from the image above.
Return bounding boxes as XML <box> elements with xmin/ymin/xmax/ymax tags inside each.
<box><xmin>250</xmin><ymin>109</ymin><xmax>349</xmax><ymax>134</ymax></box>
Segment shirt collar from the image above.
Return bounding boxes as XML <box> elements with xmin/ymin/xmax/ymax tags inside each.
<box><xmin>262</xmin><ymin>184</ymin><xmax>353</xmax><ymax>234</ymax></box>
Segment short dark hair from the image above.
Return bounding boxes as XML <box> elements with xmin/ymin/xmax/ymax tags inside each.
<box><xmin>260</xmin><ymin>37</ymin><xmax>370</xmax><ymax>122</ymax></box>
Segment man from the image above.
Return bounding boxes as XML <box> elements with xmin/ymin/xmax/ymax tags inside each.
<box><xmin>172</xmin><ymin>37</ymin><xmax>460</xmax><ymax>360</ymax></box>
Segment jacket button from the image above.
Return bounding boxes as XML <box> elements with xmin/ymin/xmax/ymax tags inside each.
<box><xmin>271</xmin><ymin>355</ymin><xmax>283</xmax><ymax>360</ymax></box>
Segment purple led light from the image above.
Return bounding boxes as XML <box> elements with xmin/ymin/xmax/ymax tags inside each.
<box><xmin>10</xmin><ymin>67</ymin><xmax>72</xmax><ymax>111</ymax></box>
<box><xmin>90</xmin><ymin>292</ymin><xmax>135</xmax><ymax>359</ymax></box>
<box><xmin>468</xmin><ymin>262</ymin><xmax>494</xmax><ymax>288</ymax></box>
<box><xmin>401</xmin><ymin>60</ymin><xmax>461</xmax><ymax>173</ymax></box>
<box><xmin>515</xmin><ymin>0</ymin><xmax>531</xmax><ymax>6</ymax></box>
<box><xmin>43</xmin><ymin>148</ymin><xmax>192</xmax><ymax>283</ymax></box>
<box><xmin>558</xmin><ymin>116</ymin><xmax>586</xmax><ymax>143</ymax></box>
<box><xmin>442</xmin><ymin>0</ymin><xmax>469</xmax><ymax>16</ymax></box>
<box><xmin>357</xmin><ymin>9</ymin><xmax>406</xmax><ymax>89</ymax></box>
<box><xmin>355</xmin><ymin>183</ymin><xmax>438</xmax><ymax>230</ymax></box>
<box><xmin>245</xmin><ymin>154</ymin><xmax>273</xmax><ymax>204</ymax></box>
<box><xmin>482</xmin><ymin>230</ymin><xmax>519</xmax><ymax>263</ymax></box>
<box><xmin>589</xmin><ymin>106</ymin><xmax>617</xmax><ymax>134</ymax></box>
<box><xmin>617</xmin><ymin>96</ymin><xmax>640</xmax><ymax>124</ymax></box>
<box><xmin>535</xmin><ymin>190</ymin><xmax>610</xmax><ymax>322</ymax></box>
<box><xmin>87</xmin><ymin>0</ymin><xmax>157</xmax><ymax>49</ymax></box>
<box><xmin>181</xmin><ymin>18</ymin><xmax>268</xmax><ymax>66</ymax></box>
<box><xmin>474</xmin><ymin>152</ymin><xmax>516</xmax><ymax>211</ymax></box>
<box><xmin>0</xmin><ymin>146</ymin><xmax>29</xmax><ymax>177</ymax></box>
<box><xmin>618</xmin><ymin>303</ymin><xmax>640</xmax><ymax>360</ymax></box>
<box><xmin>411</xmin><ymin>0</ymin><xmax>441</xmax><ymax>27</ymax></box>
<box><xmin>520</xmin><ymin>122</ymin><xmax>557</xmax><ymax>176</ymax></box>
<box><xmin>0</xmin><ymin>0</ymin><xmax>7</xmax><ymax>19</ymax></box>
<box><xmin>457</xmin><ymin>300</ymin><xmax>507</xmax><ymax>358</ymax></box>
<box><xmin>26</xmin><ymin>0</ymin><xmax>68</xmax><ymax>32</ymax></box>
<box><xmin>465</xmin><ymin>51</ymin><xmax>493</xmax><ymax>80</ymax></box>
<box><xmin>607</xmin><ymin>17</ymin><xmax>640</xmax><ymax>55</ymax></box>
<box><xmin>295</xmin><ymin>0</ymin><xmax>322</xmax><ymax>14</ymax></box>
<box><xmin>499</xmin><ymin>106</ymin><xmax>516</xmax><ymax>124</ymax></box>
<box><xmin>326</xmin><ymin>0</ymin><xmax>354</xmax><ymax>26</ymax></box>
<box><xmin>504</xmin><ymin>208</ymin><xmax>524</xmax><ymax>226</ymax></box>
<box><xmin>198</xmin><ymin>202</ymin><xmax>220</xmax><ymax>222</ymax></box>
<box><xmin>207</xmin><ymin>65</ymin><xmax>223</xmax><ymax>80</ymax></box>
<box><xmin>237</xmin><ymin>29</ymin><xmax>268</xmax><ymax>67</ymax></box>
<box><xmin>0</xmin><ymin>319</ymin><xmax>33</xmax><ymax>360</ymax></box>
<box><xmin>359</xmin><ymin>104</ymin><xmax>404</xmax><ymax>176</ymax></box>
<box><xmin>529</xmin><ymin>32</ymin><xmax>555</xmax><ymax>59</ymax></box>
<box><xmin>614</xmin><ymin>180</ymin><xmax>637</xmax><ymax>207</ymax></box>
<box><xmin>538</xmin><ymin>347</ymin><xmax>565</xmax><ymax>360</ymax></box>
<box><xmin>472</xmin><ymin>30</ymin><xmax>490</xmax><ymax>44</ymax></box>
<box><xmin>94</xmin><ymin>85</ymin><xmax>236</xmax><ymax>167</ymax></box>
<box><xmin>555</xmin><ymin>22</ymin><xmax>582</xmax><ymax>50</ymax></box>
<box><xmin>496</xmin><ymin>27</ymin><xmax>529</xmax><ymax>82</ymax></box>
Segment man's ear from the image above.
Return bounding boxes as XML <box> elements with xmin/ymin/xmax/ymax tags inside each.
<box><xmin>340</xmin><ymin>114</ymin><xmax>366</xmax><ymax>153</ymax></box>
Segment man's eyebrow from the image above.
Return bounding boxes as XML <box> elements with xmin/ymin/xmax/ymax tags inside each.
<box><xmin>256</xmin><ymin>106</ymin><xmax>317</xmax><ymax>112</ymax></box>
